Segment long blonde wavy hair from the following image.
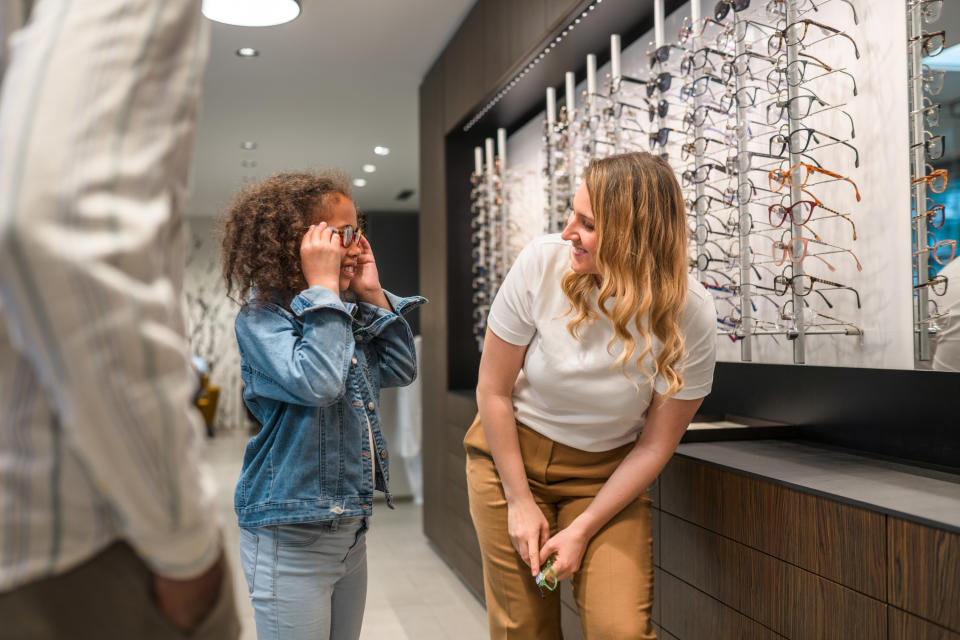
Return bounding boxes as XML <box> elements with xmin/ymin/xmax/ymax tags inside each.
<box><xmin>561</xmin><ymin>152</ymin><xmax>689</xmax><ymax>398</ymax></box>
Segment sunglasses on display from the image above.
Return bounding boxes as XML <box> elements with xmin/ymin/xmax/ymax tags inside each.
<box><xmin>715</xmin><ymin>0</ymin><xmax>751</xmax><ymax>22</ymax></box>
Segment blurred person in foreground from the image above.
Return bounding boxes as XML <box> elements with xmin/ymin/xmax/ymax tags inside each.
<box><xmin>0</xmin><ymin>2</ymin><xmax>239</xmax><ymax>637</ymax></box>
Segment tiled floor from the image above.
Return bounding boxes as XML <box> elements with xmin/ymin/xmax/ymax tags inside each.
<box><xmin>205</xmin><ymin>430</ymin><xmax>489</xmax><ymax>640</ymax></box>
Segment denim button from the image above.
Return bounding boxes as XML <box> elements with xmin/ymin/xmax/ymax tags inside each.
<box><xmin>351</xmin><ymin>358</ymin><xmax>357</xmax><ymax>365</ymax></box>
<box><xmin>379</xmin><ymin>450</ymin><xmax>387</xmax><ymax>459</ymax></box>
<box><xmin>367</xmin><ymin>402</ymin><xmax>374</xmax><ymax>410</ymax></box>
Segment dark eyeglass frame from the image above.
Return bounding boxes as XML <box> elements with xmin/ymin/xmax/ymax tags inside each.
<box><xmin>682</xmin><ymin>162</ymin><xmax>731</xmax><ymax>185</ymax></box>
<box><xmin>911</xmin><ymin>133</ymin><xmax>945</xmax><ymax>162</ymax></box>
<box><xmin>769</xmin><ymin>124</ymin><xmax>860</xmax><ymax>168</ymax></box>
<box><xmin>913</xmin><ymin>274</ymin><xmax>948</xmax><ymax>296</ymax></box>
<box><xmin>721</xmin><ymin>51</ymin><xmax>776</xmax><ymax>83</ymax></box>
<box><xmin>681</xmin><ymin>136</ymin><xmax>731</xmax><ymax>161</ymax></box>
<box><xmin>681</xmin><ymin>73</ymin><xmax>727</xmax><ymax>100</ymax></box>
<box><xmin>908</xmin><ymin>30</ymin><xmax>946</xmax><ymax>57</ymax></box>
<box><xmin>774</xmin><ymin>272</ymin><xmax>862</xmax><ymax>309</ymax></box>
<box><xmin>683</xmin><ymin>104</ymin><xmax>729</xmax><ymax>130</ymax></box>
<box><xmin>681</xmin><ymin>47</ymin><xmax>729</xmax><ymax>75</ymax></box>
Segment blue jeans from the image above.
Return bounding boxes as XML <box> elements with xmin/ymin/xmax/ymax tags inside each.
<box><xmin>238</xmin><ymin>518</ymin><xmax>368</xmax><ymax>640</ymax></box>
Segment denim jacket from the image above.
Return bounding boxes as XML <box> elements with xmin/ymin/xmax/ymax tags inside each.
<box><xmin>233</xmin><ymin>285</ymin><xmax>425</xmax><ymax>528</ymax></box>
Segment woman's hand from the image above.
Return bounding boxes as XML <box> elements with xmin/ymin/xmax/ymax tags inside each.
<box><xmin>300</xmin><ymin>222</ymin><xmax>342</xmax><ymax>292</ymax></box>
<box><xmin>507</xmin><ymin>496</ymin><xmax>551</xmax><ymax>576</ymax></box>
<box><xmin>539</xmin><ymin>524</ymin><xmax>589</xmax><ymax>582</ymax></box>
<box><xmin>350</xmin><ymin>235</ymin><xmax>389</xmax><ymax>308</ymax></box>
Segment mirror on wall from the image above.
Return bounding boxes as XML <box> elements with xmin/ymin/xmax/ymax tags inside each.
<box><xmin>917</xmin><ymin>0</ymin><xmax>959</xmax><ymax>372</ymax></box>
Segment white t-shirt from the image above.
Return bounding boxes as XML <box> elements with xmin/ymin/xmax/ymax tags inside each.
<box><xmin>487</xmin><ymin>234</ymin><xmax>717</xmax><ymax>452</ymax></box>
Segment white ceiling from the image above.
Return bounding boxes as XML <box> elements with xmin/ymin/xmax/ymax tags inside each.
<box><xmin>186</xmin><ymin>0</ymin><xmax>474</xmax><ymax>217</ymax></box>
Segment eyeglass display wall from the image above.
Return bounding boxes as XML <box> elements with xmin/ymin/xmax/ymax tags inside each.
<box><xmin>466</xmin><ymin>0</ymin><xmax>960</xmax><ymax>371</ymax></box>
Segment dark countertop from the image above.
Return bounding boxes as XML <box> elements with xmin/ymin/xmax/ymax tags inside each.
<box><xmin>675</xmin><ymin>439</ymin><xmax>960</xmax><ymax>534</ymax></box>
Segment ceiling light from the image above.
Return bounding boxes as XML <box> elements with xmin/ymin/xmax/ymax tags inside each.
<box><xmin>241</xmin><ymin>141</ymin><xmax>257</xmax><ymax>150</ymax></box>
<box><xmin>241</xmin><ymin>159</ymin><xmax>257</xmax><ymax>168</ymax></box>
<box><xmin>202</xmin><ymin>0</ymin><xmax>301</xmax><ymax>27</ymax></box>
<box><xmin>374</xmin><ymin>146</ymin><xmax>390</xmax><ymax>156</ymax></box>
<box><xmin>353</xmin><ymin>178</ymin><xmax>367</xmax><ymax>187</ymax></box>
<box><xmin>236</xmin><ymin>47</ymin><xmax>259</xmax><ymax>57</ymax></box>
<box><xmin>362</xmin><ymin>164</ymin><xmax>376</xmax><ymax>173</ymax></box>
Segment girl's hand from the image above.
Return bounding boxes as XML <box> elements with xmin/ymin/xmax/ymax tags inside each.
<box><xmin>350</xmin><ymin>235</ymin><xmax>387</xmax><ymax>306</ymax></box>
<box><xmin>300</xmin><ymin>222</ymin><xmax>341</xmax><ymax>292</ymax></box>
<box><xmin>539</xmin><ymin>525</ymin><xmax>589</xmax><ymax>582</ymax></box>
<box><xmin>507</xmin><ymin>497</ymin><xmax>551</xmax><ymax>576</ymax></box>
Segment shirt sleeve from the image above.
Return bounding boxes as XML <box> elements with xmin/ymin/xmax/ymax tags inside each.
<box><xmin>486</xmin><ymin>240</ymin><xmax>541</xmax><ymax>346</ymax></box>
<box><xmin>655</xmin><ymin>288</ymin><xmax>718</xmax><ymax>400</ymax></box>
<box><xmin>0</xmin><ymin>3</ymin><xmax>220</xmax><ymax>580</ymax></box>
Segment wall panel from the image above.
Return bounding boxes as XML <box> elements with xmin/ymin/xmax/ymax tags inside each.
<box><xmin>443</xmin><ymin>4</ymin><xmax>485</xmax><ymax>132</ymax></box>
<box><xmin>661</xmin><ymin>512</ymin><xmax>887</xmax><ymax>639</ymax></box>
<box><xmin>888</xmin><ymin>518</ymin><xmax>960</xmax><ymax>633</ymax></box>
<box><xmin>661</xmin><ymin>457</ymin><xmax>887</xmax><ymax>600</ymax></box>
<box><xmin>889</xmin><ymin>608</ymin><xmax>960</xmax><ymax>640</ymax></box>
<box><xmin>659</xmin><ymin>571</ymin><xmax>783</xmax><ymax>640</ymax></box>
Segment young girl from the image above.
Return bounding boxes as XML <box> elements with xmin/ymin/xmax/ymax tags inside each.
<box><xmin>466</xmin><ymin>152</ymin><xmax>717</xmax><ymax>638</ymax></box>
<box><xmin>221</xmin><ymin>170</ymin><xmax>424</xmax><ymax>640</ymax></box>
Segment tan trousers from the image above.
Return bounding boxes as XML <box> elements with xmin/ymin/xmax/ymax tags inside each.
<box><xmin>464</xmin><ymin>415</ymin><xmax>655</xmax><ymax>640</ymax></box>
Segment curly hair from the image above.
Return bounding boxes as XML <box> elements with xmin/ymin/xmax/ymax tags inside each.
<box><xmin>220</xmin><ymin>170</ymin><xmax>352</xmax><ymax>309</ymax></box>
<box><xmin>560</xmin><ymin>152</ymin><xmax>689</xmax><ymax>398</ymax></box>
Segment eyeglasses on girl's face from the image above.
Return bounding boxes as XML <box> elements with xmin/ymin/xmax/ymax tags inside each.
<box><xmin>328</xmin><ymin>225</ymin><xmax>363</xmax><ymax>248</ymax></box>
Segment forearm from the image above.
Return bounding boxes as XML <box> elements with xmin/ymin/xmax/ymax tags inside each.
<box><xmin>566</xmin><ymin>444</ymin><xmax>670</xmax><ymax>540</ymax></box>
<box><xmin>476</xmin><ymin>391</ymin><xmax>533</xmax><ymax>504</ymax></box>
<box><xmin>567</xmin><ymin>395</ymin><xmax>703</xmax><ymax>540</ymax></box>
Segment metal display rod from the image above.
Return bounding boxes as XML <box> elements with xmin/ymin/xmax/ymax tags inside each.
<box><xmin>907</xmin><ymin>1</ymin><xmax>931</xmax><ymax>359</ymax></box>
<box><xmin>496</xmin><ymin>127</ymin><xmax>509</xmax><ymax>289</ymax></box>
<box><xmin>784</xmin><ymin>0</ymin><xmax>806</xmax><ymax>364</ymax></box>
<box><xmin>689</xmin><ymin>5</ymin><xmax>707</xmax><ymax>283</ymax></box>
<box><xmin>544</xmin><ymin>87</ymin><xmax>559</xmax><ymax>235</ymax></box>
<box><xmin>732</xmin><ymin>11</ymin><xmax>754</xmax><ymax>361</ymax></box>
<box><xmin>564</xmin><ymin>70</ymin><xmax>578</xmax><ymax>227</ymax></box>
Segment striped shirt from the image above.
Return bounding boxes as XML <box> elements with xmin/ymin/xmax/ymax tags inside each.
<box><xmin>0</xmin><ymin>0</ymin><xmax>221</xmax><ymax>590</ymax></box>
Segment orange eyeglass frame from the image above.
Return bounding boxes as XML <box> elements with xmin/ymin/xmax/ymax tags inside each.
<box><xmin>768</xmin><ymin>163</ymin><xmax>861</xmax><ymax>202</ymax></box>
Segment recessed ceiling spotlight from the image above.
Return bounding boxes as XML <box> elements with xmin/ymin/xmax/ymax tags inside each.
<box><xmin>236</xmin><ymin>47</ymin><xmax>259</xmax><ymax>57</ymax></box>
<box><xmin>241</xmin><ymin>159</ymin><xmax>257</xmax><ymax>168</ymax></box>
<box><xmin>241</xmin><ymin>141</ymin><xmax>257</xmax><ymax>150</ymax></box>
<box><xmin>202</xmin><ymin>0</ymin><xmax>301</xmax><ymax>27</ymax></box>
<box><xmin>374</xmin><ymin>146</ymin><xmax>390</xmax><ymax>156</ymax></box>
<box><xmin>353</xmin><ymin>178</ymin><xmax>367</xmax><ymax>187</ymax></box>
<box><xmin>362</xmin><ymin>164</ymin><xmax>376</xmax><ymax>173</ymax></box>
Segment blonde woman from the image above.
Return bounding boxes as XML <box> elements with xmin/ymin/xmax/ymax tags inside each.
<box><xmin>465</xmin><ymin>152</ymin><xmax>717</xmax><ymax>639</ymax></box>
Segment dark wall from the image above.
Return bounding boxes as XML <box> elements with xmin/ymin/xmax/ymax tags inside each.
<box><xmin>362</xmin><ymin>211</ymin><xmax>420</xmax><ymax>334</ymax></box>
